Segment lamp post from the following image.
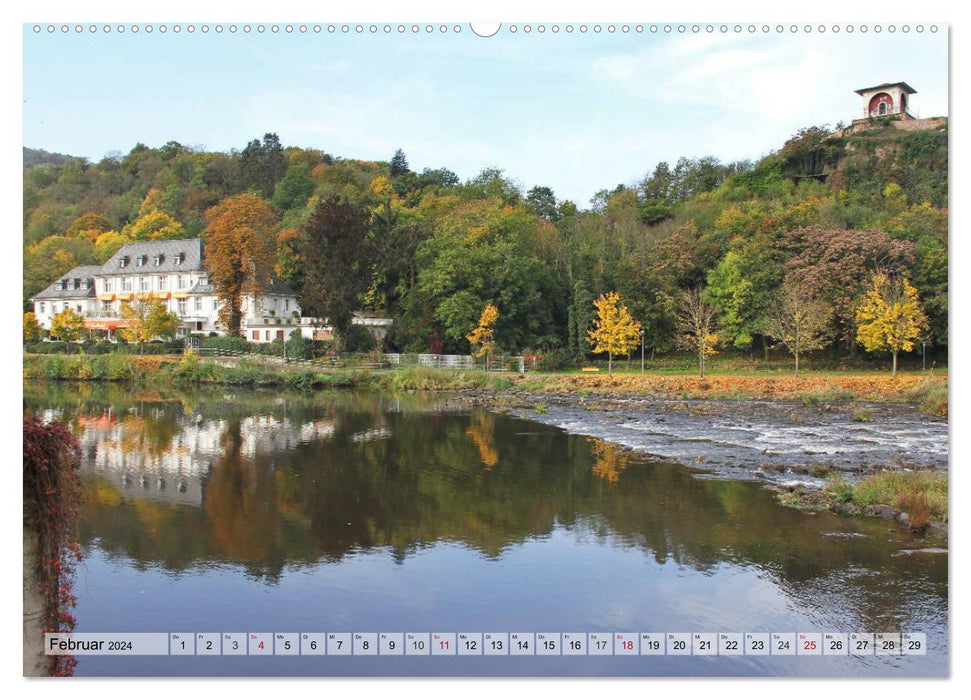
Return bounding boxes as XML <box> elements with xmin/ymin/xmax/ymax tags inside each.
<box><xmin>640</xmin><ymin>329</ymin><xmax>645</xmax><ymax>374</ymax></box>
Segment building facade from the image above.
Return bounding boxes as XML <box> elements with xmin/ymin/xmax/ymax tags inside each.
<box><xmin>31</xmin><ymin>238</ymin><xmax>303</xmax><ymax>342</ymax></box>
<box><xmin>854</xmin><ymin>81</ymin><xmax>918</xmax><ymax>120</ymax></box>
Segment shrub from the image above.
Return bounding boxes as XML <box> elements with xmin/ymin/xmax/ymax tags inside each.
<box><xmin>534</xmin><ymin>348</ymin><xmax>574</xmax><ymax>372</ymax></box>
<box><xmin>902</xmin><ymin>376</ymin><xmax>948</xmax><ymax>417</ymax></box>
<box><xmin>797</xmin><ymin>386</ymin><xmax>857</xmax><ymax>407</ymax></box>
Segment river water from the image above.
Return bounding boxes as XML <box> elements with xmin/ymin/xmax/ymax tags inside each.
<box><xmin>23</xmin><ymin>383</ymin><xmax>948</xmax><ymax>676</ymax></box>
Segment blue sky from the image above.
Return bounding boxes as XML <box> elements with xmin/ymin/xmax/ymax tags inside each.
<box><xmin>23</xmin><ymin>23</ymin><xmax>948</xmax><ymax>205</ymax></box>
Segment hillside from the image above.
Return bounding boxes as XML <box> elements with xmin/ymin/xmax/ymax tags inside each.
<box><xmin>22</xmin><ymin>119</ymin><xmax>948</xmax><ymax>359</ymax></box>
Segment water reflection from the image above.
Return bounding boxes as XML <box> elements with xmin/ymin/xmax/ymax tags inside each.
<box><xmin>23</xmin><ymin>382</ymin><xmax>947</xmax><ymax>674</ymax></box>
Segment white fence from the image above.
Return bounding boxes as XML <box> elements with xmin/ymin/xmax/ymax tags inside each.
<box><xmin>385</xmin><ymin>353</ymin><xmax>524</xmax><ymax>374</ymax></box>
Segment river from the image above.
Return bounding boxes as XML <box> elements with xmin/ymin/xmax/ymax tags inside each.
<box><xmin>23</xmin><ymin>382</ymin><xmax>948</xmax><ymax>676</ymax></box>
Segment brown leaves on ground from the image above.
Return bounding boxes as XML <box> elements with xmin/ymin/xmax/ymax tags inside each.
<box><xmin>517</xmin><ymin>373</ymin><xmax>945</xmax><ymax>401</ymax></box>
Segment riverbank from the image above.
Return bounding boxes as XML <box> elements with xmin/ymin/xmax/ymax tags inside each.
<box><xmin>23</xmin><ymin>354</ymin><xmax>948</xmax><ymax>413</ymax></box>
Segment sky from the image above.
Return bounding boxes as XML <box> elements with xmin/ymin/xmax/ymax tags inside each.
<box><xmin>22</xmin><ymin>22</ymin><xmax>948</xmax><ymax>206</ymax></box>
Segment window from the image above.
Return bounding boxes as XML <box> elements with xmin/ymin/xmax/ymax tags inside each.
<box><xmin>76</xmin><ymin>304</ymin><xmax>82</xmax><ymax>313</ymax></box>
<box><xmin>122</xmin><ymin>278</ymin><xmax>132</xmax><ymax>292</ymax></box>
<box><xmin>55</xmin><ymin>280</ymin><xmax>64</xmax><ymax>291</ymax></box>
<box><xmin>879</xmin><ymin>103</ymin><xmax>887</xmax><ymax>115</ymax></box>
<box><xmin>139</xmin><ymin>277</ymin><xmax>150</xmax><ymax>291</ymax></box>
<box><xmin>174</xmin><ymin>252</ymin><xmax>185</xmax><ymax>265</ymax></box>
<box><xmin>39</xmin><ymin>302</ymin><xmax>45</xmax><ymax>314</ymax></box>
<box><xmin>136</xmin><ymin>255</ymin><xmax>145</xmax><ymax>267</ymax></box>
<box><xmin>177</xmin><ymin>275</ymin><xmax>186</xmax><ymax>290</ymax></box>
<box><xmin>104</xmin><ymin>279</ymin><xmax>113</xmax><ymax>292</ymax></box>
<box><xmin>158</xmin><ymin>276</ymin><xmax>167</xmax><ymax>290</ymax></box>
<box><xmin>178</xmin><ymin>300</ymin><xmax>187</xmax><ymax>316</ymax></box>
<box><xmin>266</xmin><ymin>330</ymin><xmax>272</xmax><ymax>341</ymax></box>
<box><xmin>153</xmin><ymin>254</ymin><xmax>164</xmax><ymax>266</ymax></box>
<box><xmin>195</xmin><ymin>297</ymin><xmax>202</xmax><ymax>312</ymax></box>
<box><xmin>119</xmin><ymin>256</ymin><xmax>128</xmax><ymax>268</ymax></box>
<box><xmin>285</xmin><ymin>299</ymin><xmax>290</xmax><ymax>312</ymax></box>
<box><xmin>80</xmin><ymin>280</ymin><xmax>88</xmax><ymax>290</ymax></box>
<box><xmin>252</xmin><ymin>331</ymin><xmax>260</xmax><ymax>341</ymax></box>
<box><xmin>276</xmin><ymin>330</ymin><xmax>284</xmax><ymax>340</ymax></box>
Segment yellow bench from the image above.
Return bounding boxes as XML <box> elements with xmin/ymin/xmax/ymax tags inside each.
<box><xmin>581</xmin><ymin>367</ymin><xmax>600</xmax><ymax>373</ymax></box>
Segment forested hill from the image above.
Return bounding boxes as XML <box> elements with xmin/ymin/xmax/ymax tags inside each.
<box><xmin>24</xmin><ymin>147</ymin><xmax>74</xmax><ymax>171</ymax></box>
<box><xmin>23</xmin><ymin>117</ymin><xmax>948</xmax><ymax>358</ymax></box>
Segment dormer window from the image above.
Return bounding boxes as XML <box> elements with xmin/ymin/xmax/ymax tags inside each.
<box><xmin>73</xmin><ymin>278</ymin><xmax>81</xmax><ymax>289</ymax></box>
<box><xmin>119</xmin><ymin>256</ymin><xmax>129</xmax><ymax>268</ymax></box>
<box><xmin>153</xmin><ymin>254</ymin><xmax>164</xmax><ymax>266</ymax></box>
<box><xmin>80</xmin><ymin>280</ymin><xmax>88</xmax><ymax>290</ymax></box>
<box><xmin>54</xmin><ymin>280</ymin><xmax>64</xmax><ymax>290</ymax></box>
<box><xmin>174</xmin><ymin>253</ymin><xmax>185</xmax><ymax>265</ymax></box>
<box><xmin>136</xmin><ymin>255</ymin><xmax>148</xmax><ymax>267</ymax></box>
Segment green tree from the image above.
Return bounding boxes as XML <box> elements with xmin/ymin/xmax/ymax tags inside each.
<box><xmin>299</xmin><ymin>195</ymin><xmax>375</xmax><ymax>338</ymax></box>
<box><xmin>390</xmin><ymin>149</ymin><xmax>411</xmax><ymax>178</ymax></box>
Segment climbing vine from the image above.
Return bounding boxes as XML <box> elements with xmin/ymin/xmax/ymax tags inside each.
<box><xmin>23</xmin><ymin>414</ymin><xmax>83</xmax><ymax>676</ymax></box>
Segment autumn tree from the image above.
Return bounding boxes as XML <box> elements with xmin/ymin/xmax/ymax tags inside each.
<box><xmin>299</xmin><ymin>195</ymin><xmax>375</xmax><ymax>338</ymax></box>
<box><xmin>66</xmin><ymin>211</ymin><xmax>112</xmax><ymax>241</ymax></box>
<box><xmin>23</xmin><ymin>312</ymin><xmax>42</xmax><ymax>343</ymax></box>
<box><xmin>762</xmin><ymin>278</ymin><xmax>831</xmax><ymax>375</ymax></box>
<box><xmin>587</xmin><ymin>292</ymin><xmax>642</xmax><ymax>375</ymax></box>
<box><xmin>119</xmin><ymin>299</ymin><xmax>180</xmax><ymax>352</ymax></box>
<box><xmin>676</xmin><ymin>287</ymin><xmax>718</xmax><ymax>378</ymax></box>
<box><xmin>50</xmin><ymin>308</ymin><xmax>86</xmax><ymax>349</ymax></box>
<box><xmin>855</xmin><ymin>273</ymin><xmax>927</xmax><ymax>378</ymax></box>
<box><xmin>204</xmin><ymin>193</ymin><xmax>279</xmax><ymax>335</ymax></box>
<box><xmin>466</xmin><ymin>303</ymin><xmax>499</xmax><ymax>363</ymax></box>
<box><xmin>125</xmin><ymin>209</ymin><xmax>185</xmax><ymax>241</ymax></box>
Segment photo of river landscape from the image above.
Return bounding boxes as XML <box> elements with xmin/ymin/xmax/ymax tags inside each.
<box><xmin>23</xmin><ymin>382</ymin><xmax>947</xmax><ymax>676</ymax></box>
<box><xmin>20</xmin><ymin>15</ymin><xmax>951</xmax><ymax>685</ymax></box>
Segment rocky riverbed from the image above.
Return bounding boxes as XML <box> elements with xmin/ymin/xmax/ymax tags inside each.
<box><xmin>474</xmin><ymin>392</ymin><xmax>947</xmax><ymax>488</ymax></box>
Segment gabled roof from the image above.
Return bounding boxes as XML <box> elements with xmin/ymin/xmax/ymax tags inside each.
<box><xmin>101</xmin><ymin>238</ymin><xmax>205</xmax><ymax>275</ymax></box>
<box><xmin>31</xmin><ymin>265</ymin><xmax>101</xmax><ymax>300</ymax></box>
<box><xmin>855</xmin><ymin>82</ymin><xmax>917</xmax><ymax>95</ymax></box>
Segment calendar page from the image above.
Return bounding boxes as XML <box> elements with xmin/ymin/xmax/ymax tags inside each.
<box><xmin>19</xmin><ymin>6</ymin><xmax>950</xmax><ymax>683</ymax></box>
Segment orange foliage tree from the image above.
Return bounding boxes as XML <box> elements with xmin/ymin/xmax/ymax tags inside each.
<box><xmin>204</xmin><ymin>194</ymin><xmax>278</xmax><ymax>335</ymax></box>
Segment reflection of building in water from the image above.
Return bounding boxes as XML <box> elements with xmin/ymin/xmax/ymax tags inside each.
<box><xmin>77</xmin><ymin>413</ymin><xmax>221</xmax><ymax>507</ymax></box>
<box><xmin>351</xmin><ymin>427</ymin><xmax>392</xmax><ymax>443</ymax></box>
<box><xmin>75</xmin><ymin>411</ymin><xmax>338</xmax><ymax>506</ymax></box>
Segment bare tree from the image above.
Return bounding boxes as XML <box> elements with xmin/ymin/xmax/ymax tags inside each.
<box><xmin>762</xmin><ymin>278</ymin><xmax>832</xmax><ymax>375</ymax></box>
<box><xmin>677</xmin><ymin>287</ymin><xmax>718</xmax><ymax>378</ymax></box>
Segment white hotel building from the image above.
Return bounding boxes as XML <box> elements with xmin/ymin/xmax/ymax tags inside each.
<box><xmin>30</xmin><ymin>238</ymin><xmax>306</xmax><ymax>343</ymax></box>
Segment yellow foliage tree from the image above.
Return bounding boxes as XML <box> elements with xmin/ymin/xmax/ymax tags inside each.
<box><xmin>50</xmin><ymin>308</ymin><xmax>86</xmax><ymax>349</ymax></box>
<box><xmin>119</xmin><ymin>299</ymin><xmax>181</xmax><ymax>352</ymax></box>
<box><xmin>94</xmin><ymin>230</ymin><xmax>133</xmax><ymax>263</ymax></box>
<box><xmin>23</xmin><ymin>312</ymin><xmax>42</xmax><ymax>343</ymax></box>
<box><xmin>855</xmin><ymin>273</ymin><xmax>927</xmax><ymax>378</ymax></box>
<box><xmin>587</xmin><ymin>292</ymin><xmax>642</xmax><ymax>375</ymax></box>
<box><xmin>126</xmin><ymin>209</ymin><xmax>185</xmax><ymax>241</ymax></box>
<box><xmin>466</xmin><ymin>303</ymin><xmax>499</xmax><ymax>362</ymax></box>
